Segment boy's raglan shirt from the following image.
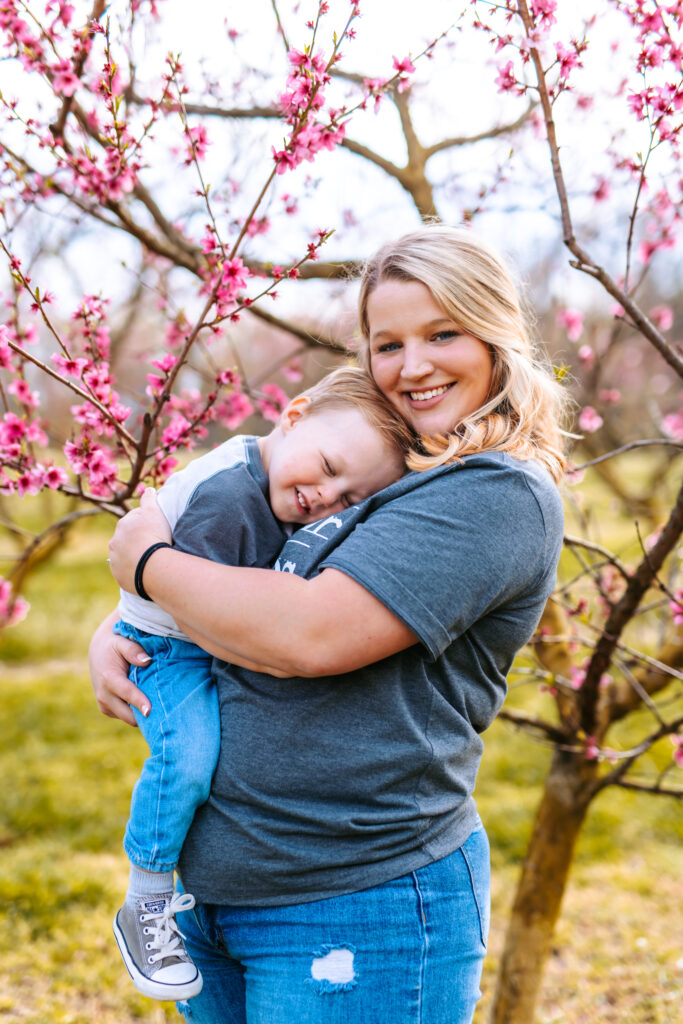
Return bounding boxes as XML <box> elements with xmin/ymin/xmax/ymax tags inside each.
<box><xmin>117</xmin><ymin>435</ymin><xmax>287</xmax><ymax>638</ymax></box>
<box><xmin>180</xmin><ymin>451</ymin><xmax>564</xmax><ymax>907</ymax></box>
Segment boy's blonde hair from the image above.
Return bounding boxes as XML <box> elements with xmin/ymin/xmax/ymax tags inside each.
<box><xmin>357</xmin><ymin>226</ymin><xmax>568</xmax><ymax>482</ymax></box>
<box><xmin>299</xmin><ymin>365</ymin><xmax>414</xmax><ymax>456</ymax></box>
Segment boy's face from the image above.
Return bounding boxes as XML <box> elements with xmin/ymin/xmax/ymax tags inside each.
<box><xmin>265</xmin><ymin>404</ymin><xmax>404</xmax><ymax>525</ymax></box>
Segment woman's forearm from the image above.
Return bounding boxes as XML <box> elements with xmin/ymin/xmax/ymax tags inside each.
<box><xmin>107</xmin><ymin>488</ymin><xmax>417</xmax><ymax>676</ymax></box>
<box><xmin>133</xmin><ymin>547</ymin><xmax>416</xmax><ymax>676</ymax></box>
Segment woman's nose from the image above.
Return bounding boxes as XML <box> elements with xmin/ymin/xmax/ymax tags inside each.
<box><xmin>399</xmin><ymin>342</ymin><xmax>433</xmax><ymax>379</ymax></box>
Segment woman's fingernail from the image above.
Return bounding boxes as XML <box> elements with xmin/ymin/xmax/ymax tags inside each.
<box><xmin>142</xmin><ymin>704</ymin><xmax>151</xmax><ymax>717</ymax></box>
<box><xmin>138</xmin><ymin>654</ymin><xmax>152</xmax><ymax>664</ymax></box>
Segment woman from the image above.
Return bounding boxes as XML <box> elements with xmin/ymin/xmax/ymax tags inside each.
<box><xmin>92</xmin><ymin>226</ymin><xmax>566</xmax><ymax>1024</ymax></box>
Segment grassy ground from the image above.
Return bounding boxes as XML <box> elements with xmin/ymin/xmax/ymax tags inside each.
<box><xmin>1</xmin><ymin>502</ymin><xmax>681</xmax><ymax>1023</ymax></box>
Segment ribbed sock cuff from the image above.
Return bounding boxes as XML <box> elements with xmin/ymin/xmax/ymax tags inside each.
<box><xmin>126</xmin><ymin>863</ymin><xmax>175</xmax><ymax>903</ymax></box>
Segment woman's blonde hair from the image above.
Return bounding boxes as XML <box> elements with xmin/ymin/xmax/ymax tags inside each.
<box><xmin>357</xmin><ymin>226</ymin><xmax>568</xmax><ymax>482</ymax></box>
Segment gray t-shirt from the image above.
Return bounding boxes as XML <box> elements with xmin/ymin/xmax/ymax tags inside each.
<box><xmin>118</xmin><ymin>435</ymin><xmax>286</xmax><ymax>637</ymax></box>
<box><xmin>179</xmin><ymin>452</ymin><xmax>564</xmax><ymax>906</ymax></box>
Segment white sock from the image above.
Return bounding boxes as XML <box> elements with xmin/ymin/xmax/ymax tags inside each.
<box><xmin>126</xmin><ymin>864</ymin><xmax>175</xmax><ymax>907</ymax></box>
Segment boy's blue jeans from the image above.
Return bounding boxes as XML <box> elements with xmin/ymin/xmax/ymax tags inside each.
<box><xmin>175</xmin><ymin>824</ymin><xmax>491</xmax><ymax>1024</ymax></box>
<box><xmin>114</xmin><ymin>620</ymin><xmax>220</xmax><ymax>873</ymax></box>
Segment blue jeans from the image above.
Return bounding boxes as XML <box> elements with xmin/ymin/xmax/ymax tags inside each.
<box><xmin>114</xmin><ymin>620</ymin><xmax>220</xmax><ymax>873</ymax></box>
<box><xmin>175</xmin><ymin>824</ymin><xmax>490</xmax><ymax>1024</ymax></box>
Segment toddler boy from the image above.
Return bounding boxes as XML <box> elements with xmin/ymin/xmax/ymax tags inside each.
<box><xmin>112</xmin><ymin>366</ymin><xmax>411</xmax><ymax>1001</ymax></box>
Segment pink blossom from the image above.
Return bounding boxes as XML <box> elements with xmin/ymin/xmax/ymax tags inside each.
<box><xmin>185</xmin><ymin>124</ymin><xmax>210</xmax><ymax>164</ymax></box>
<box><xmin>43</xmin><ymin>464</ymin><xmax>69</xmax><ymax>489</ymax></box>
<box><xmin>51</xmin><ymin>353</ymin><xmax>89</xmax><ymax>377</ymax></box>
<box><xmin>569</xmin><ymin>665</ymin><xmax>586</xmax><ymax>690</ymax></box>
<box><xmin>555</xmin><ymin>42</ymin><xmax>580</xmax><ymax>78</ymax></box>
<box><xmin>495</xmin><ymin>60</ymin><xmax>518</xmax><ymax>94</ymax></box>
<box><xmin>578</xmin><ymin>345</ymin><xmax>595</xmax><ymax>368</ymax></box>
<box><xmin>0</xmin><ymin>413</ymin><xmax>26</xmax><ymax>445</ymax></box>
<box><xmin>669</xmin><ymin>590</ymin><xmax>683</xmax><ymax>626</ymax></box>
<box><xmin>592</xmin><ymin>177</ymin><xmax>611</xmax><ymax>202</ymax></box>
<box><xmin>530</xmin><ymin>0</ymin><xmax>557</xmax><ymax>27</ymax></box>
<box><xmin>256</xmin><ymin>383</ymin><xmax>289</xmax><ymax>423</ymax></box>
<box><xmin>598</xmin><ymin>389</ymin><xmax>621</xmax><ymax>403</ymax></box>
<box><xmin>578</xmin><ymin>406</ymin><xmax>603</xmax><ymax>432</ymax></box>
<box><xmin>392</xmin><ymin>56</ymin><xmax>416</xmax><ymax>75</ymax></box>
<box><xmin>649</xmin><ymin>305</ymin><xmax>673</xmax><ymax>330</ymax></box>
<box><xmin>52</xmin><ymin>59</ymin><xmax>79</xmax><ymax>97</ymax></box>
<box><xmin>8</xmin><ymin>379</ymin><xmax>39</xmax><ymax>408</ymax></box>
<box><xmin>0</xmin><ymin>578</ymin><xmax>29</xmax><ymax>627</ymax></box>
<box><xmin>215</xmin><ymin>390</ymin><xmax>254</xmax><ymax>431</ymax></box>
<box><xmin>152</xmin><ymin>353</ymin><xmax>178</xmax><ymax>373</ymax></box>
<box><xmin>662</xmin><ymin>411</ymin><xmax>683</xmax><ymax>440</ymax></box>
<box><xmin>557</xmin><ymin>307</ymin><xmax>584</xmax><ymax>341</ymax></box>
<box><xmin>282</xmin><ymin>358</ymin><xmax>304</xmax><ymax>382</ymax></box>
<box><xmin>671</xmin><ymin>735</ymin><xmax>683</xmax><ymax>767</ymax></box>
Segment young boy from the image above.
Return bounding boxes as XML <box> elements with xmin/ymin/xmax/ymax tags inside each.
<box><xmin>112</xmin><ymin>366</ymin><xmax>411</xmax><ymax>1002</ymax></box>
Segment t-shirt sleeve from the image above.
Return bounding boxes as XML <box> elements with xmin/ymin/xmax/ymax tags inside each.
<box><xmin>320</xmin><ymin>462</ymin><xmax>556</xmax><ymax>660</ymax></box>
<box><xmin>172</xmin><ymin>465</ymin><xmax>286</xmax><ymax>569</ymax></box>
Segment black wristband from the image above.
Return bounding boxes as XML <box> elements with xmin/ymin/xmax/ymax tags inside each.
<box><xmin>134</xmin><ymin>541</ymin><xmax>173</xmax><ymax>601</ymax></box>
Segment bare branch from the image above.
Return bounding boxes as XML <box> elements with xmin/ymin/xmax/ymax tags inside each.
<box><xmin>498</xmin><ymin>707</ymin><xmax>568</xmax><ymax>743</ymax></box>
<box><xmin>611</xmin><ymin>778</ymin><xmax>682</xmax><ymax>798</ymax></box>
<box><xmin>593</xmin><ymin>715</ymin><xmax>683</xmax><ymax>793</ymax></box>
<box><xmin>424</xmin><ymin>100</ymin><xmax>537</xmax><ymax>157</ymax></box>
<box><xmin>570</xmin><ymin>439</ymin><xmax>683</xmax><ymax>472</ymax></box>
<box><xmin>247</xmin><ymin>305</ymin><xmax>348</xmax><ymax>351</ymax></box>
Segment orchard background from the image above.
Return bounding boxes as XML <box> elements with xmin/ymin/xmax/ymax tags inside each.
<box><xmin>0</xmin><ymin>1</ymin><xmax>681</xmax><ymax>1022</ymax></box>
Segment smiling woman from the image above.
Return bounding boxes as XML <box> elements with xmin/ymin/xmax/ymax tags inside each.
<box><xmin>366</xmin><ymin>279</ymin><xmax>494</xmax><ymax>438</ymax></box>
<box><xmin>92</xmin><ymin>226</ymin><xmax>567</xmax><ymax>1024</ymax></box>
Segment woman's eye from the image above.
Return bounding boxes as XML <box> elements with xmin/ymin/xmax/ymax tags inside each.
<box><xmin>376</xmin><ymin>340</ymin><xmax>401</xmax><ymax>353</ymax></box>
<box><xmin>432</xmin><ymin>330</ymin><xmax>459</xmax><ymax>343</ymax></box>
<box><xmin>322</xmin><ymin>457</ymin><xmax>336</xmax><ymax>476</ymax></box>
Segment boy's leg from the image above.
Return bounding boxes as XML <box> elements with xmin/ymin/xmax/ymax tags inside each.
<box><xmin>112</xmin><ymin>623</ymin><xmax>220</xmax><ymax>1001</ymax></box>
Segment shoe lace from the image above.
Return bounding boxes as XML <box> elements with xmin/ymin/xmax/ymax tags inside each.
<box><xmin>140</xmin><ymin>892</ymin><xmax>196</xmax><ymax>965</ymax></box>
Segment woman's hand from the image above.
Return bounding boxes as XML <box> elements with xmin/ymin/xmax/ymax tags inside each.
<box><xmin>108</xmin><ymin>487</ymin><xmax>171</xmax><ymax>594</ymax></box>
<box><xmin>88</xmin><ymin>610</ymin><xmax>153</xmax><ymax>726</ymax></box>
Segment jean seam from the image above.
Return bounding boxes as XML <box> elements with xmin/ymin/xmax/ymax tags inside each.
<box><xmin>459</xmin><ymin>842</ymin><xmax>487</xmax><ymax>949</ymax></box>
<box><xmin>411</xmin><ymin>871</ymin><xmax>428</xmax><ymax>1024</ymax></box>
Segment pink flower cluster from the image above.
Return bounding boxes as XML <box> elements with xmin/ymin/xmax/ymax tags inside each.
<box><xmin>0</xmin><ymin>577</ymin><xmax>28</xmax><ymax>628</ymax></box>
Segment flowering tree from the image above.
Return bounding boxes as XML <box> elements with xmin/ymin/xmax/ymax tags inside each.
<box><xmin>0</xmin><ymin>0</ymin><xmax>681</xmax><ymax>1020</ymax></box>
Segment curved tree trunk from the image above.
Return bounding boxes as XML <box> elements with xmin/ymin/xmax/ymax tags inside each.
<box><xmin>488</xmin><ymin>750</ymin><xmax>598</xmax><ymax>1024</ymax></box>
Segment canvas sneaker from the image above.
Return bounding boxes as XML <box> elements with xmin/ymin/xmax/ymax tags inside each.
<box><xmin>113</xmin><ymin>891</ymin><xmax>203</xmax><ymax>1001</ymax></box>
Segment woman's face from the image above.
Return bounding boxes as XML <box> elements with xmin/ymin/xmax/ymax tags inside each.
<box><xmin>367</xmin><ymin>279</ymin><xmax>494</xmax><ymax>437</ymax></box>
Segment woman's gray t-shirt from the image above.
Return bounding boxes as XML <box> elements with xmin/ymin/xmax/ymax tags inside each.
<box><xmin>179</xmin><ymin>452</ymin><xmax>564</xmax><ymax>906</ymax></box>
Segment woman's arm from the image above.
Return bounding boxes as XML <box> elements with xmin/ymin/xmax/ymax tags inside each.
<box><xmin>108</xmin><ymin>490</ymin><xmax>417</xmax><ymax>676</ymax></box>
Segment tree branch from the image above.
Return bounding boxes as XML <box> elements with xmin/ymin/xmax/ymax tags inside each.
<box><xmin>498</xmin><ymin>707</ymin><xmax>568</xmax><ymax>743</ymax></box>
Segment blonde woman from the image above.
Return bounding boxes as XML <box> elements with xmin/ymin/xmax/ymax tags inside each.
<box><xmin>93</xmin><ymin>226</ymin><xmax>566</xmax><ymax>1024</ymax></box>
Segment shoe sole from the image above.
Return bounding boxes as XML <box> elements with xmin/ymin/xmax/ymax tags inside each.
<box><xmin>113</xmin><ymin>911</ymin><xmax>203</xmax><ymax>1001</ymax></box>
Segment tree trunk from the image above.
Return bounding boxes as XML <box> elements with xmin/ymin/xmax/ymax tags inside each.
<box><xmin>488</xmin><ymin>749</ymin><xmax>597</xmax><ymax>1024</ymax></box>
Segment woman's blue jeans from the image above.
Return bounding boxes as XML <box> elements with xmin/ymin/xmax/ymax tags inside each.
<box><xmin>175</xmin><ymin>824</ymin><xmax>490</xmax><ymax>1024</ymax></box>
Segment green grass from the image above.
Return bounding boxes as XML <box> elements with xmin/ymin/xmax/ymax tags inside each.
<box><xmin>0</xmin><ymin>485</ymin><xmax>681</xmax><ymax>1023</ymax></box>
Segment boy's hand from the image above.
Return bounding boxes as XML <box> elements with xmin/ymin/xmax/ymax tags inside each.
<box><xmin>108</xmin><ymin>487</ymin><xmax>172</xmax><ymax>593</ymax></box>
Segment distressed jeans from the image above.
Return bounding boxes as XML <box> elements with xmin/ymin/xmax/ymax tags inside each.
<box><xmin>114</xmin><ymin>620</ymin><xmax>220</xmax><ymax>873</ymax></box>
<box><xmin>175</xmin><ymin>824</ymin><xmax>490</xmax><ymax>1024</ymax></box>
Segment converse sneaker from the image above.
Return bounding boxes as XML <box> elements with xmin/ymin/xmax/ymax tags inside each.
<box><xmin>113</xmin><ymin>891</ymin><xmax>203</xmax><ymax>1001</ymax></box>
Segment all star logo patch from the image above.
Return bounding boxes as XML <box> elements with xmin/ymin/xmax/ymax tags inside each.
<box><xmin>142</xmin><ymin>898</ymin><xmax>167</xmax><ymax>914</ymax></box>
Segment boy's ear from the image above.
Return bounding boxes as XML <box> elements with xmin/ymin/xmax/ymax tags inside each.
<box><xmin>281</xmin><ymin>395</ymin><xmax>312</xmax><ymax>433</ymax></box>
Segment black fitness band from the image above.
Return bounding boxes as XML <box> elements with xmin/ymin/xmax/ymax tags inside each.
<box><xmin>134</xmin><ymin>541</ymin><xmax>173</xmax><ymax>601</ymax></box>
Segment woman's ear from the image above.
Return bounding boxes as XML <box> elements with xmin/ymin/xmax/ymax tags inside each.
<box><xmin>281</xmin><ymin>395</ymin><xmax>312</xmax><ymax>433</ymax></box>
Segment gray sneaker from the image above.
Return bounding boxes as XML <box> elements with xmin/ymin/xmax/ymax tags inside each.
<box><xmin>113</xmin><ymin>891</ymin><xmax>203</xmax><ymax>1001</ymax></box>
